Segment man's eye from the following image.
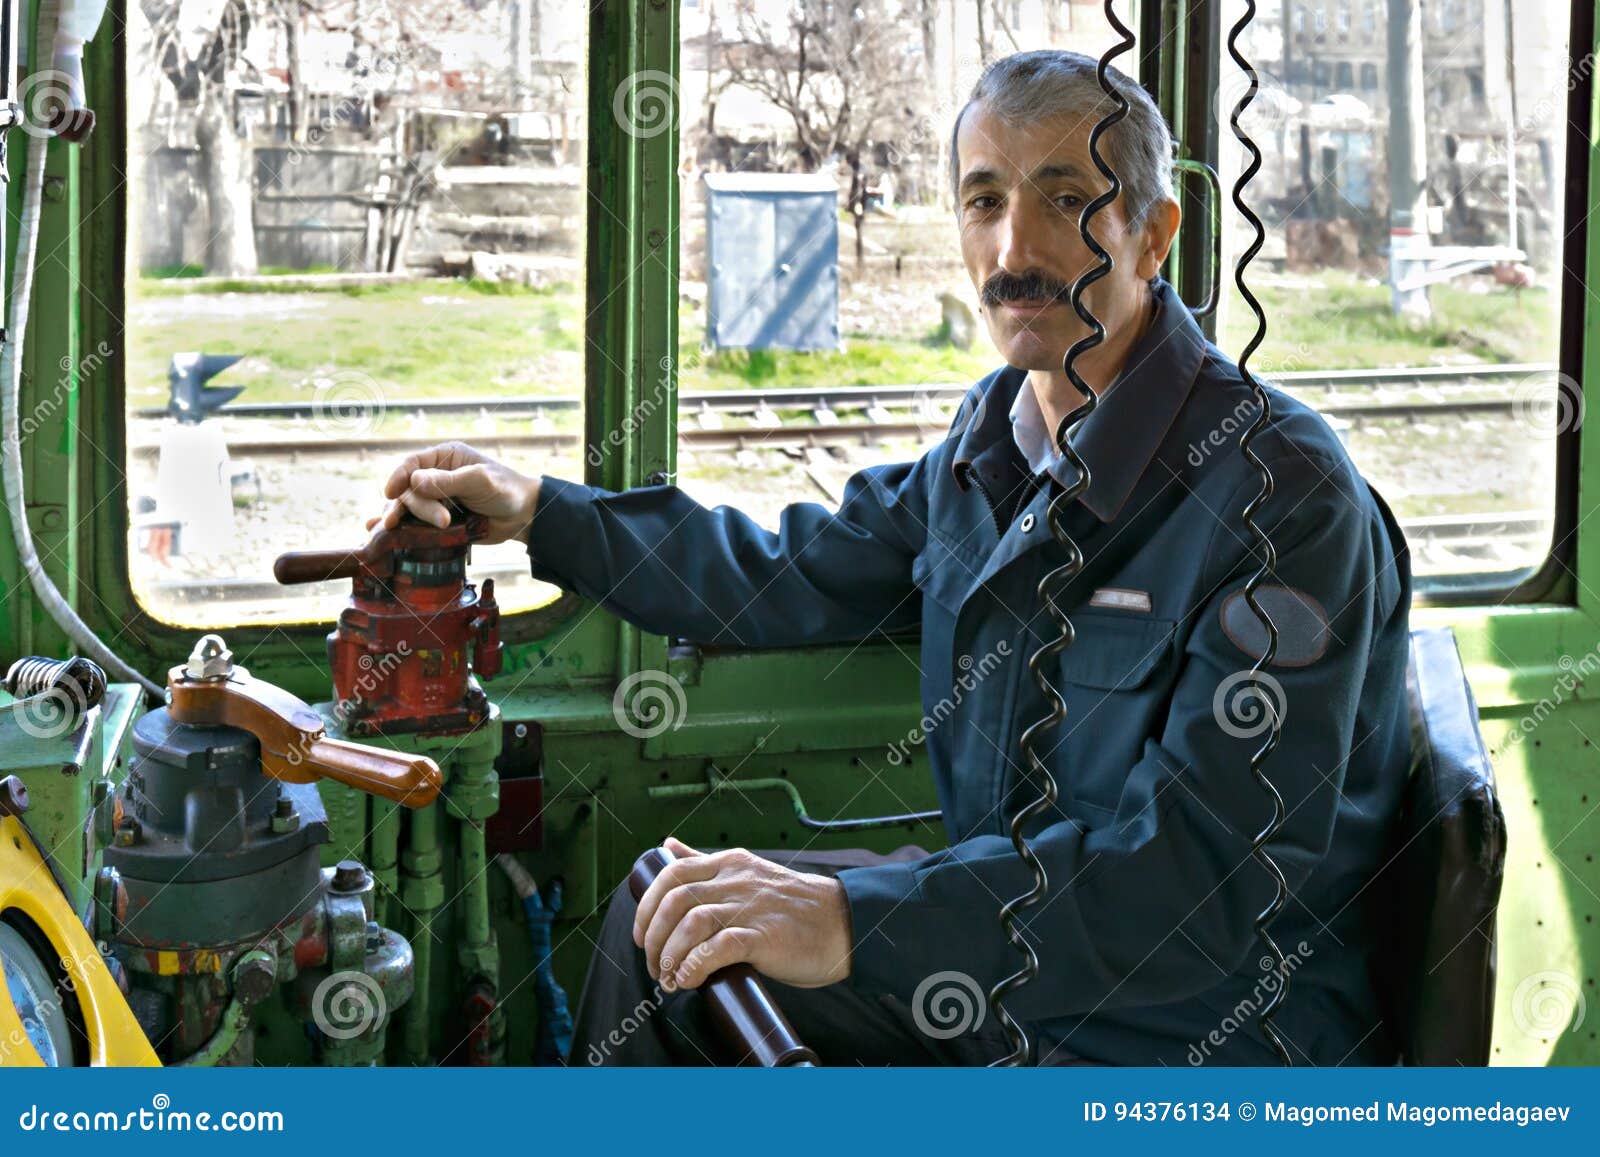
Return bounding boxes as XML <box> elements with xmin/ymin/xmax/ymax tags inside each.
<box><xmin>1055</xmin><ymin>194</ymin><xmax>1083</xmax><ymax>211</ymax></box>
<box><xmin>968</xmin><ymin>195</ymin><xmax>999</xmax><ymax>211</ymax></box>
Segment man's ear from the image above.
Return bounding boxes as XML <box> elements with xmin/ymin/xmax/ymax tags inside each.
<box><xmin>1136</xmin><ymin>198</ymin><xmax>1182</xmax><ymax>281</ymax></box>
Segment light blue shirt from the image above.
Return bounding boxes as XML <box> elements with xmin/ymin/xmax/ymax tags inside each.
<box><xmin>1008</xmin><ymin>376</ymin><xmax>1065</xmax><ymax>478</ymax></box>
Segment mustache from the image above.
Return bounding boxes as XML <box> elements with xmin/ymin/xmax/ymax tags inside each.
<box><xmin>980</xmin><ymin>269</ymin><xmax>1074</xmax><ymax>308</ymax></box>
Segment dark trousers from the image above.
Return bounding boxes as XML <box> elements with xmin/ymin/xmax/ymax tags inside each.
<box><xmin>567</xmin><ymin>846</ymin><xmax>1100</xmax><ymax>1066</ymax></box>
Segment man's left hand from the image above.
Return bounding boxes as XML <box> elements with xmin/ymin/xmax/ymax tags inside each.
<box><xmin>632</xmin><ymin>837</ymin><xmax>854</xmax><ymax>992</ymax></box>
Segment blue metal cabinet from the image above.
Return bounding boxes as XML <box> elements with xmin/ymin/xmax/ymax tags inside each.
<box><xmin>704</xmin><ymin>173</ymin><xmax>841</xmax><ymax>350</ymax></box>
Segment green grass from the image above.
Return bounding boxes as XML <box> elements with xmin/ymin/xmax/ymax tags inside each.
<box><xmin>126</xmin><ymin>278</ymin><xmax>585</xmax><ymax>407</ymax></box>
<box><xmin>1223</xmin><ymin>274</ymin><xmax>1560</xmax><ymax>371</ymax></box>
<box><xmin>125</xmin><ymin>271</ymin><xmax>1561</xmax><ymax>410</ymax></box>
<box><xmin>679</xmin><ymin>320</ymin><xmax>993</xmax><ymax>392</ymax></box>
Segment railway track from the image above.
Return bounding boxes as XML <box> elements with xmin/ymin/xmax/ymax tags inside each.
<box><xmin>129</xmin><ymin>363</ymin><xmax>1561</xmax><ymax>460</ymax></box>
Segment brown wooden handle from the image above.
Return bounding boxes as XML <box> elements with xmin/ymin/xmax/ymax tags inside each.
<box><xmin>273</xmin><ymin>549</ymin><xmax>366</xmax><ymax>585</ymax></box>
<box><xmin>628</xmin><ymin>846</ymin><xmax>820</xmax><ymax>1067</ymax></box>
<box><xmin>285</xmin><ymin>737</ymin><xmax>442</xmax><ymax>807</ymax></box>
<box><xmin>167</xmin><ymin>664</ymin><xmax>441</xmax><ymax>808</ymax></box>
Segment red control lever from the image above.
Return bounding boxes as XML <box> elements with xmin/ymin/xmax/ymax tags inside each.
<box><xmin>628</xmin><ymin>846</ymin><xmax>819</xmax><ymax>1067</ymax></box>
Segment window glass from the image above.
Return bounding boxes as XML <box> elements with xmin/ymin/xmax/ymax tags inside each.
<box><xmin>125</xmin><ymin>0</ymin><xmax>587</xmax><ymax>626</ymax></box>
<box><xmin>674</xmin><ymin>0</ymin><xmax>1141</xmax><ymax>529</ymax></box>
<box><xmin>1220</xmin><ymin>0</ymin><xmax>1568</xmax><ymax>585</ymax></box>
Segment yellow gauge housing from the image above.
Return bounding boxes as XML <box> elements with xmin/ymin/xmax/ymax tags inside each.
<box><xmin>0</xmin><ymin>814</ymin><xmax>159</xmax><ymax>1066</ymax></box>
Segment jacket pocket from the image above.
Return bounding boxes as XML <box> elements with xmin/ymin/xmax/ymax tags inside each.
<box><xmin>1056</xmin><ymin>611</ymin><xmax>1179</xmax><ymax>691</ymax></box>
<box><xmin>1024</xmin><ymin>611</ymin><xmax>1182</xmax><ymax>821</ymax></box>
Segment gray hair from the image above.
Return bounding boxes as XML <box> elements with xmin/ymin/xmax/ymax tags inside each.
<box><xmin>950</xmin><ymin>50</ymin><xmax>1175</xmax><ymax>229</ymax></box>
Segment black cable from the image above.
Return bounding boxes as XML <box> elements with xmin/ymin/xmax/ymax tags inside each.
<box><xmin>986</xmin><ymin>0</ymin><xmax>1134</xmax><ymax>1068</ymax></box>
<box><xmin>1225</xmin><ymin>0</ymin><xmax>1293</xmax><ymax>1067</ymax></box>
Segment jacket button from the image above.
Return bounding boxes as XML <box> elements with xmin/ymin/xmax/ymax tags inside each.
<box><xmin>1019</xmin><ymin>513</ymin><xmax>1036</xmax><ymax>533</ymax></box>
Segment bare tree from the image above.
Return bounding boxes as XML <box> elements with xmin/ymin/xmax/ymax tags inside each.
<box><xmin>722</xmin><ymin>0</ymin><xmax>925</xmax><ymax>267</ymax></box>
<box><xmin>142</xmin><ymin>0</ymin><xmax>261</xmax><ymax>276</ymax></box>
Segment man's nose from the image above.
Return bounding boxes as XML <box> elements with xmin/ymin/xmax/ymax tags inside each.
<box><xmin>994</xmin><ymin>196</ymin><xmax>1051</xmax><ymax>279</ymax></box>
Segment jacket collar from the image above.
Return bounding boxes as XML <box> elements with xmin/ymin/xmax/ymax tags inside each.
<box><xmin>951</xmin><ymin>278</ymin><xmax>1206</xmax><ymax>524</ymax></box>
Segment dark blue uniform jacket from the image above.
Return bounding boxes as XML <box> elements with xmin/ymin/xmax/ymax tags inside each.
<box><xmin>526</xmin><ymin>279</ymin><xmax>1413</xmax><ymax>1065</ymax></box>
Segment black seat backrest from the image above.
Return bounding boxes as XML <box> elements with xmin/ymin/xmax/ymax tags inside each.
<box><xmin>1374</xmin><ymin>626</ymin><xmax>1508</xmax><ymax>1065</ymax></box>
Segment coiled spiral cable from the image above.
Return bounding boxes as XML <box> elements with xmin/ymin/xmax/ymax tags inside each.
<box><xmin>1226</xmin><ymin>0</ymin><xmax>1293</xmax><ymax>1066</ymax></box>
<box><xmin>986</xmin><ymin>0</ymin><xmax>1135</xmax><ymax>1067</ymax></box>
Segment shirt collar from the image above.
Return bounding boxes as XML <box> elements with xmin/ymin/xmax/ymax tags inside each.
<box><xmin>954</xmin><ymin>278</ymin><xmax>1207</xmax><ymax>524</ymax></box>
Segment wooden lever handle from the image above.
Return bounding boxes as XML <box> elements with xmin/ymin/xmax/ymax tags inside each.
<box><xmin>628</xmin><ymin>846</ymin><xmax>819</xmax><ymax>1067</ymax></box>
<box><xmin>273</xmin><ymin>549</ymin><xmax>367</xmax><ymax>585</ymax></box>
<box><xmin>167</xmin><ymin>664</ymin><xmax>441</xmax><ymax>808</ymax></box>
<box><xmin>282</xmin><ymin>736</ymin><xmax>441</xmax><ymax>807</ymax></box>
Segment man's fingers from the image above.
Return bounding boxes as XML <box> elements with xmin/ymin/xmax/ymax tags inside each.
<box><xmin>396</xmin><ymin>488</ymin><xmax>451</xmax><ymax>529</ymax></box>
<box><xmin>381</xmin><ymin>442</ymin><xmax>483</xmax><ymax>499</ymax></box>
<box><xmin>632</xmin><ymin>852</ymin><xmax>721</xmax><ymax>952</ymax></box>
<box><xmin>673</xmin><ymin>927</ymin><xmax>758</xmax><ymax>991</ymax></box>
<box><xmin>657</xmin><ymin>903</ymin><xmax>740</xmax><ymax>992</ymax></box>
<box><xmin>664</xmin><ymin>836</ymin><xmax>700</xmax><ymax>858</ymax></box>
<box><xmin>642</xmin><ymin>877</ymin><xmax>733</xmax><ymax>980</ymax></box>
<box><xmin>382</xmin><ymin>452</ymin><xmax>426</xmax><ymax>500</ymax></box>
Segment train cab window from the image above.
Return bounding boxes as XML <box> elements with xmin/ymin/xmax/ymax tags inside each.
<box><xmin>123</xmin><ymin>2</ymin><xmax>588</xmax><ymax>627</ymax></box>
<box><xmin>672</xmin><ymin>3</ymin><xmax>1141</xmax><ymax>530</ymax></box>
<box><xmin>1219</xmin><ymin>2</ymin><xmax>1574</xmax><ymax>594</ymax></box>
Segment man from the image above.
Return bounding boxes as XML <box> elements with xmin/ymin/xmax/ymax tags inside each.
<box><xmin>375</xmin><ymin>50</ymin><xmax>1411</xmax><ymax>1066</ymax></box>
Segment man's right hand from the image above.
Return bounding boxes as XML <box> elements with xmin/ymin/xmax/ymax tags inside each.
<box><xmin>372</xmin><ymin>441</ymin><xmax>543</xmax><ymax>545</ymax></box>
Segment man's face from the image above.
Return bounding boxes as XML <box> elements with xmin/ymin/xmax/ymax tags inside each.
<box><xmin>955</xmin><ymin>101</ymin><xmax>1176</xmax><ymax>372</ymax></box>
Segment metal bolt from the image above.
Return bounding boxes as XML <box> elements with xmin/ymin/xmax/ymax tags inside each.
<box><xmin>331</xmin><ymin>860</ymin><xmax>367</xmax><ymax>892</ymax></box>
<box><xmin>270</xmin><ymin>795</ymin><xmax>299</xmax><ymax>834</ymax></box>
<box><xmin>0</xmin><ymin>776</ymin><xmax>30</xmax><ymax>817</ymax></box>
<box><xmin>232</xmin><ymin>950</ymin><xmax>278</xmax><ymax>1007</ymax></box>
<box><xmin>645</xmin><ymin>471</ymin><xmax>670</xmax><ymax>486</ymax></box>
<box><xmin>113</xmin><ymin>817</ymin><xmax>140</xmax><ymax>846</ymax></box>
<box><xmin>184</xmin><ymin>634</ymin><xmax>234</xmax><ymax>681</ymax></box>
